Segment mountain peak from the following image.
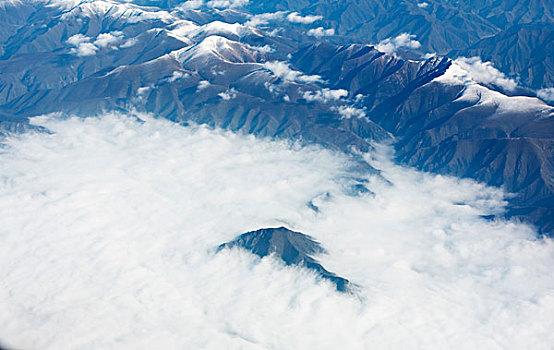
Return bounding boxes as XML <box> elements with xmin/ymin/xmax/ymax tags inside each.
<box><xmin>218</xmin><ymin>227</ymin><xmax>351</xmax><ymax>292</ymax></box>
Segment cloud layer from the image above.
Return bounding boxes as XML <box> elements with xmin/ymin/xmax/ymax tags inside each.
<box><xmin>0</xmin><ymin>114</ymin><xmax>553</xmax><ymax>349</ymax></box>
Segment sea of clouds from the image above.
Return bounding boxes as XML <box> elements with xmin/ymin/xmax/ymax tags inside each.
<box><xmin>0</xmin><ymin>113</ymin><xmax>553</xmax><ymax>349</ymax></box>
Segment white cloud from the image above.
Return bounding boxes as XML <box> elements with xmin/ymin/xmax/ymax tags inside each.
<box><xmin>307</xmin><ymin>27</ymin><xmax>335</xmax><ymax>38</ymax></box>
<box><xmin>537</xmin><ymin>88</ymin><xmax>554</xmax><ymax>102</ymax></box>
<box><xmin>265</xmin><ymin>28</ymin><xmax>282</xmax><ymax>37</ymax></box>
<box><xmin>197</xmin><ymin>80</ymin><xmax>211</xmax><ymax>91</ymax></box>
<box><xmin>453</xmin><ymin>57</ymin><xmax>518</xmax><ymax>91</ymax></box>
<box><xmin>137</xmin><ymin>86</ymin><xmax>151</xmax><ymax>95</ymax></box>
<box><xmin>262</xmin><ymin>61</ymin><xmax>322</xmax><ymax>84</ymax></box>
<box><xmin>375</xmin><ymin>33</ymin><xmax>421</xmax><ymax>54</ymax></box>
<box><xmin>333</xmin><ymin>105</ymin><xmax>367</xmax><ymax>119</ymax></box>
<box><xmin>67</xmin><ymin>32</ymin><xmax>127</xmax><ymax>56</ymax></box>
<box><xmin>66</xmin><ymin>33</ymin><xmax>89</xmax><ymax>47</ymax></box>
<box><xmin>67</xmin><ymin>34</ymin><xmax>98</xmax><ymax>56</ymax></box>
<box><xmin>245</xmin><ymin>11</ymin><xmax>287</xmax><ymax>27</ymax></box>
<box><xmin>178</xmin><ymin>0</ymin><xmax>203</xmax><ymax>9</ymax></box>
<box><xmin>120</xmin><ymin>37</ymin><xmax>138</xmax><ymax>48</ymax></box>
<box><xmin>303</xmin><ymin>88</ymin><xmax>348</xmax><ymax>102</ymax></box>
<box><xmin>286</xmin><ymin>12</ymin><xmax>322</xmax><ymax>24</ymax></box>
<box><xmin>166</xmin><ymin>71</ymin><xmax>190</xmax><ymax>83</ymax></box>
<box><xmin>0</xmin><ymin>114</ymin><xmax>552</xmax><ymax>349</ymax></box>
<box><xmin>93</xmin><ymin>31</ymin><xmax>124</xmax><ymax>48</ymax></box>
<box><xmin>206</xmin><ymin>0</ymin><xmax>248</xmax><ymax>8</ymax></box>
<box><xmin>263</xmin><ymin>81</ymin><xmax>278</xmax><ymax>94</ymax></box>
<box><xmin>135</xmin><ymin>86</ymin><xmax>152</xmax><ymax>103</ymax></box>
<box><xmin>250</xmin><ymin>44</ymin><xmax>274</xmax><ymax>53</ymax></box>
<box><xmin>71</xmin><ymin>42</ymin><xmax>98</xmax><ymax>56</ymax></box>
<box><xmin>218</xmin><ymin>88</ymin><xmax>238</xmax><ymax>100</ymax></box>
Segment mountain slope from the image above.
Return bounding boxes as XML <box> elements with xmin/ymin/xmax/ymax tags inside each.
<box><xmin>450</xmin><ymin>23</ymin><xmax>554</xmax><ymax>90</ymax></box>
<box><xmin>0</xmin><ymin>0</ymin><xmax>553</xmax><ymax>235</ymax></box>
<box><xmin>218</xmin><ymin>227</ymin><xmax>351</xmax><ymax>292</ymax></box>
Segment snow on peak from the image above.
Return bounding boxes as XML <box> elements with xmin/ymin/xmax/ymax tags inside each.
<box><xmin>455</xmin><ymin>84</ymin><xmax>553</xmax><ymax>116</ymax></box>
<box><xmin>174</xmin><ymin>20</ymin><xmax>259</xmax><ymax>40</ymax></box>
<box><xmin>433</xmin><ymin>60</ymin><xmax>552</xmax><ymax>117</ymax></box>
<box><xmin>201</xmin><ymin>21</ymin><xmax>249</xmax><ymax>37</ymax></box>
<box><xmin>59</xmin><ymin>0</ymin><xmax>176</xmax><ymax>24</ymax></box>
<box><xmin>172</xmin><ymin>35</ymin><xmax>260</xmax><ymax>65</ymax></box>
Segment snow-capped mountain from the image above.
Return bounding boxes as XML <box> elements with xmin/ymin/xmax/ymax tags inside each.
<box><xmin>1</xmin><ymin>0</ymin><xmax>552</xmax><ymax>235</ymax></box>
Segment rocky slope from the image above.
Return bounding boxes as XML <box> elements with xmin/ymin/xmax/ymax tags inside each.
<box><xmin>219</xmin><ymin>227</ymin><xmax>351</xmax><ymax>292</ymax></box>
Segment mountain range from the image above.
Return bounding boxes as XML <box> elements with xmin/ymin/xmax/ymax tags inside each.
<box><xmin>1</xmin><ymin>1</ymin><xmax>554</xmax><ymax>348</ymax></box>
<box><xmin>1</xmin><ymin>0</ymin><xmax>552</xmax><ymax>235</ymax></box>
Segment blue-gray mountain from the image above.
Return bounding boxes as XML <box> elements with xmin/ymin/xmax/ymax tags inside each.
<box><xmin>218</xmin><ymin>227</ymin><xmax>351</xmax><ymax>292</ymax></box>
<box><xmin>244</xmin><ymin>0</ymin><xmax>554</xmax><ymax>90</ymax></box>
<box><xmin>0</xmin><ymin>0</ymin><xmax>553</xmax><ymax>235</ymax></box>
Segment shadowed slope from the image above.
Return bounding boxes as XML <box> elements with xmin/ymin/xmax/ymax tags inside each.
<box><xmin>218</xmin><ymin>227</ymin><xmax>351</xmax><ymax>292</ymax></box>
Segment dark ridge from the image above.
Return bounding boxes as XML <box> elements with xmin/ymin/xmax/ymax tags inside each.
<box><xmin>218</xmin><ymin>227</ymin><xmax>351</xmax><ymax>292</ymax></box>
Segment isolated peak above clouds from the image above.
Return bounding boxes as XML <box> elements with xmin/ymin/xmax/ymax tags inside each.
<box><xmin>0</xmin><ymin>113</ymin><xmax>552</xmax><ymax>349</ymax></box>
<box><xmin>218</xmin><ymin>226</ymin><xmax>352</xmax><ymax>292</ymax></box>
